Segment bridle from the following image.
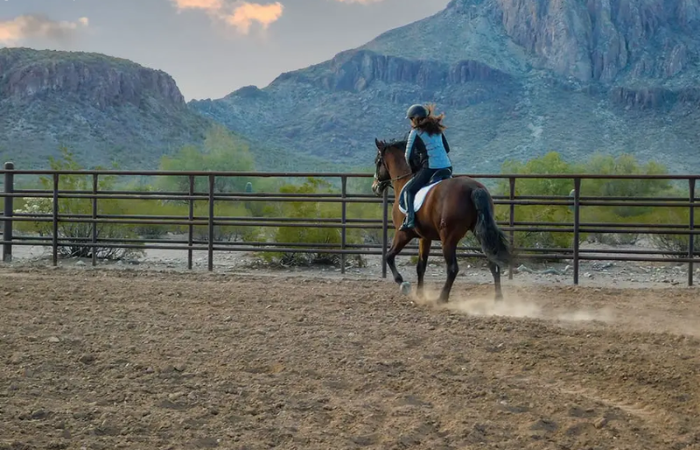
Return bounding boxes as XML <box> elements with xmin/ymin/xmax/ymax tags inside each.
<box><xmin>374</xmin><ymin>150</ymin><xmax>412</xmax><ymax>191</ymax></box>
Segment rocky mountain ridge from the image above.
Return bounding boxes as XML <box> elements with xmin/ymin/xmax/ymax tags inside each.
<box><xmin>0</xmin><ymin>47</ymin><xmax>346</xmax><ymax>172</ymax></box>
<box><xmin>0</xmin><ymin>48</ymin><xmax>186</xmax><ymax>108</ymax></box>
<box><xmin>191</xmin><ymin>0</ymin><xmax>700</xmax><ymax>174</ymax></box>
<box><xmin>0</xmin><ymin>47</ymin><xmax>209</xmax><ymax>170</ymax></box>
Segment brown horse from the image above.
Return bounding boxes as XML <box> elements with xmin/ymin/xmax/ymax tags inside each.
<box><xmin>371</xmin><ymin>138</ymin><xmax>512</xmax><ymax>303</ymax></box>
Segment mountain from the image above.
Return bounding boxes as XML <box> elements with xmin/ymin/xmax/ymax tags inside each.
<box><xmin>0</xmin><ymin>47</ymin><xmax>352</xmax><ymax>173</ymax></box>
<box><xmin>189</xmin><ymin>0</ymin><xmax>700</xmax><ymax>175</ymax></box>
<box><xmin>0</xmin><ymin>47</ymin><xmax>213</xmax><ymax>170</ymax></box>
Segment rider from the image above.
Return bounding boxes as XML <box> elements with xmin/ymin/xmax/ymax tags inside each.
<box><xmin>400</xmin><ymin>103</ymin><xmax>453</xmax><ymax>231</ymax></box>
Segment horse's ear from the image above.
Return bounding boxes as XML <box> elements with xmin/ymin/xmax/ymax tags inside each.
<box><xmin>374</xmin><ymin>138</ymin><xmax>383</xmax><ymax>149</ymax></box>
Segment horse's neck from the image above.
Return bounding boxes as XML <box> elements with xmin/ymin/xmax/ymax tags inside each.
<box><xmin>388</xmin><ymin>162</ymin><xmax>411</xmax><ymax>201</ymax></box>
<box><xmin>392</xmin><ymin>178</ymin><xmax>409</xmax><ymax>199</ymax></box>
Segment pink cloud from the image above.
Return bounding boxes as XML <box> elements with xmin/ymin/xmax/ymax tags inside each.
<box><xmin>169</xmin><ymin>0</ymin><xmax>283</xmax><ymax>34</ymax></box>
<box><xmin>0</xmin><ymin>14</ymin><xmax>89</xmax><ymax>45</ymax></box>
<box><xmin>225</xmin><ymin>2</ymin><xmax>283</xmax><ymax>34</ymax></box>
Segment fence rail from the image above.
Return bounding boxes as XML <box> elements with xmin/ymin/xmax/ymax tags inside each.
<box><xmin>2</xmin><ymin>162</ymin><xmax>699</xmax><ymax>286</ymax></box>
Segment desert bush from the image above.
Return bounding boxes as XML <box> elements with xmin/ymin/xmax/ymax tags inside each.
<box><xmin>109</xmin><ymin>182</ymin><xmax>184</xmax><ymax>239</ymax></box>
<box><xmin>647</xmin><ymin>206</ymin><xmax>700</xmax><ymax>257</ymax></box>
<box><xmin>496</xmin><ymin>151</ymin><xmax>681</xmax><ymax>252</ymax></box>
<box><xmin>15</xmin><ymin>147</ymin><xmax>142</xmax><ymax>260</ymax></box>
<box><xmin>262</xmin><ymin>177</ymin><xmax>347</xmax><ymax>266</ymax></box>
<box><xmin>189</xmin><ymin>200</ymin><xmax>259</xmax><ymax>242</ymax></box>
<box><xmin>496</xmin><ymin>152</ymin><xmax>577</xmax><ymax>250</ymax></box>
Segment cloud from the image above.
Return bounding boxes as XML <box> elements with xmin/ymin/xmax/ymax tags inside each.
<box><xmin>225</xmin><ymin>2</ymin><xmax>283</xmax><ymax>34</ymax></box>
<box><xmin>0</xmin><ymin>14</ymin><xmax>89</xmax><ymax>45</ymax></box>
<box><xmin>170</xmin><ymin>0</ymin><xmax>283</xmax><ymax>34</ymax></box>
<box><xmin>171</xmin><ymin>0</ymin><xmax>224</xmax><ymax>12</ymax></box>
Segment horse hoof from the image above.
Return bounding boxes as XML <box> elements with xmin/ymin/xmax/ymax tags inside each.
<box><xmin>400</xmin><ymin>282</ymin><xmax>411</xmax><ymax>295</ymax></box>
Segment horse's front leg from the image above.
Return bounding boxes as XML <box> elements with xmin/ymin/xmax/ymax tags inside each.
<box><xmin>385</xmin><ymin>230</ymin><xmax>413</xmax><ymax>291</ymax></box>
<box><xmin>416</xmin><ymin>238</ymin><xmax>431</xmax><ymax>300</ymax></box>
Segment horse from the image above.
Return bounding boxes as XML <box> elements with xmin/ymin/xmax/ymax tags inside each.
<box><xmin>371</xmin><ymin>138</ymin><xmax>512</xmax><ymax>303</ymax></box>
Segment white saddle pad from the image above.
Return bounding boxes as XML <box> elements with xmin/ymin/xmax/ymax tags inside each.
<box><xmin>398</xmin><ymin>180</ymin><xmax>444</xmax><ymax>214</ymax></box>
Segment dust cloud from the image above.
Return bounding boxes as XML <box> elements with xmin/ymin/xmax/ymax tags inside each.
<box><xmin>413</xmin><ymin>287</ymin><xmax>615</xmax><ymax>324</ymax></box>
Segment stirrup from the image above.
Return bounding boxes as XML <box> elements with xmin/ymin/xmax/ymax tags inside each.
<box><xmin>399</xmin><ymin>217</ymin><xmax>414</xmax><ymax>231</ymax></box>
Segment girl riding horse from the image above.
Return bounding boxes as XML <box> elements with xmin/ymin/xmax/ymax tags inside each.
<box><xmin>401</xmin><ymin>103</ymin><xmax>453</xmax><ymax>231</ymax></box>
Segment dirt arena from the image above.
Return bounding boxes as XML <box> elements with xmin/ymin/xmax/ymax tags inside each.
<box><xmin>1</xmin><ymin>266</ymin><xmax>699</xmax><ymax>450</ymax></box>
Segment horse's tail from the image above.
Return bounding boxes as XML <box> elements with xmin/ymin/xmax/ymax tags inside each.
<box><xmin>471</xmin><ymin>187</ymin><xmax>512</xmax><ymax>268</ymax></box>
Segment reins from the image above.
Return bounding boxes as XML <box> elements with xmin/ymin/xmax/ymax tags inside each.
<box><xmin>379</xmin><ymin>155</ymin><xmax>412</xmax><ymax>187</ymax></box>
<box><xmin>391</xmin><ymin>172</ymin><xmax>412</xmax><ymax>182</ymax></box>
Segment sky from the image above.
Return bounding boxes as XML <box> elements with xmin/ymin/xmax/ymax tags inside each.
<box><xmin>0</xmin><ymin>0</ymin><xmax>450</xmax><ymax>101</ymax></box>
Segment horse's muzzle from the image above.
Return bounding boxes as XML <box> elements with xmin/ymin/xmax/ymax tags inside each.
<box><xmin>372</xmin><ymin>180</ymin><xmax>390</xmax><ymax>197</ymax></box>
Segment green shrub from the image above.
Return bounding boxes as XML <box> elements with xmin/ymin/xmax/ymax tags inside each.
<box><xmin>496</xmin><ymin>152</ymin><xmax>576</xmax><ymax>250</ymax></box>
<box><xmin>648</xmin><ymin>207</ymin><xmax>700</xmax><ymax>257</ymax></box>
<box><xmin>262</xmin><ymin>177</ymin><xmax>346</xmax><ymax>266</ymax></box>
<box><xmin>496</xmin><ymin>151</ymin><xmax>683</xmax><ymax>253</ymax></box>
<box><xmin>190</xmin><ymin>200</ymin><xmax>259</xmax><ymax>242</ymax></box>
<box><xmin>15</xmin><ymin>147</ymin><xmax>142</xmax><ymax>260</ymax></box>
<box><xmin>109</xmin><ymin>182</ymin><xmax>184</xmax><ymax>239</ymax></box>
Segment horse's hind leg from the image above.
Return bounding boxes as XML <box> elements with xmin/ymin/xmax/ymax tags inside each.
<box><xmin>416</xmin><ymin>238</ymin><xmax>431</xmax><ymax>300</ymax></box>
<box><xmin>437</xmin><ymin>237</ymin><xmax>460</xmax><ymax>304</ymax></box>
<box><xmin>488</xmin><ymin>261</ymin><xmax>503</xmax><ymax>301</ymax></box>
<box><xmin>386</xmin><ymin>230</ymin><xmax>413</xmax><ymax>286</ymax></box>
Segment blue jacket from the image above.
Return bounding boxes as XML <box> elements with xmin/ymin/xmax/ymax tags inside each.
<box><xmin>405</xmin><ymin>129</ymin><xmax>452</xmax><ymax>170</ymax></box>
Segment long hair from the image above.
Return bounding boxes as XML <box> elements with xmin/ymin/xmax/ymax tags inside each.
<box><xmin>410</xmin><ymin>103</ymin><xmax>447</xmax><ymax>136</ymax></box>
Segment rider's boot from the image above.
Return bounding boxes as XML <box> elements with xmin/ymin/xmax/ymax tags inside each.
<box><xmin>400</xmin><ymin>194</ymin><xmax>416</xmax><ymax>231</ymax></box>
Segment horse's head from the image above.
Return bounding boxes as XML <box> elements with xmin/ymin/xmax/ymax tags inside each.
<box><xmin>371</xmin><ymin>138</ymin><xmax>392</xmax><ymax>196</ymax></box>
<box><xmin>371</xmin><ymin>138</ymin><xmax>407</xmax><ymax>197</ymax></box>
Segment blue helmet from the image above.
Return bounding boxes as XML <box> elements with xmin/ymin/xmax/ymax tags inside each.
<box><xmin>406</xmin><ymin>104</ymin><xmax>428</xmax><ymax>120</ymax></box>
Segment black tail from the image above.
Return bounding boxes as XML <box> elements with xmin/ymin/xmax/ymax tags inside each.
<box><xmin>471</xmin><ymin>188</ymin><xmax>512</xmax><ymax>268</ymax></box>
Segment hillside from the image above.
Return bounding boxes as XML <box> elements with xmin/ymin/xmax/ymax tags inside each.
<box><xmin>0</xmin><ymin>47</ymin><xmax>215</xmax><ymax>170</ymax></box>
<box><xmin>189</xmin><ymin>0</ymin><xmax>700</xmax><ymax>175</ymax></box>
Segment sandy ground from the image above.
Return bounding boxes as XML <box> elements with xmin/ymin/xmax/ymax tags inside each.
<box><xmin>0</xmin><ymin>265</ymin><xmax>699</xmax><ymax>450</ymax></box>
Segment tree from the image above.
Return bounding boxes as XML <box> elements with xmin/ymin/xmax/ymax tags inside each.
<box><xmin>158</xmin><ymin>124</ymin><xmax>256</xmax><ymax>194</ymax></box>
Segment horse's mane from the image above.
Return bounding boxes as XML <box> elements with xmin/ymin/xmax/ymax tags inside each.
<box><xmin>379</xmin><ymin>136</ymin><xmax>408</xmax><ymax>149</ymax></box>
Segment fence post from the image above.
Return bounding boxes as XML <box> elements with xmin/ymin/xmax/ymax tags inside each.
<box><xmin>52</xmin><ymin>174</ymin><xmax>59</xmax><ymax>266</ymax></box>
<box><xmin>381</xmin><ymin>188</ymin><xmax>388</xmax><ymax>279</ymax></box>
<box><xmin>91</xmin><ymin>174</ymin><xmax>98</xmax><ymax>267</ymax></box>
<box><xmin>208</xmin><ymin>174</ymin><xmax>214</xmax><ymax>272</ymax></box>
<box><xmin>2</xmin><ymin>162</ymin><xmax>14</xmax><ymax>263</ymax></box>
<box><xmin>572</xmin><ymin>178</ymin><xmax>581</xmax><ymax>285</ymax></box>
<box><xmin>340</xmin><ymin>176</ymin><xmax>347</xmax><ymax>274</ymax></box>
<box><xmin>508</xmin><ymin>177</ymin><xmax>515</xmax><ymax>280</ymax></box>
<box><xmin>188</xmin><ymin>175</ymin><xmax>194</xmax><ymax>270</ymax></box>
<box><xmin>688</xmin><ymin>178</ymin><xmax>696</xmax><ymax>287</ymax></box>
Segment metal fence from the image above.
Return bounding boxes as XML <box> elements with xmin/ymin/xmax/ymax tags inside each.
<box><xmin>1</xmin><ymin>161</ymin><xmax>699</xmax><ymax>286</ymax></box>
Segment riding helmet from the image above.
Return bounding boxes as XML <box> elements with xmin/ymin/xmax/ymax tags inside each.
<box><xmin>406</xmin><ymin>104</ymin><xmax>428</xmax><ymax>120</ymax></box>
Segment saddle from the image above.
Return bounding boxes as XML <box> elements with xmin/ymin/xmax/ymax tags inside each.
<box><xmin>428</xmin><ymin>168</ymin><xmax>453</xmax><ymax>184</ymax></box>
<box><xmin>397</xmin><ymin>168</ymin><xmax>453</xmax><ymax>214</ymax></box>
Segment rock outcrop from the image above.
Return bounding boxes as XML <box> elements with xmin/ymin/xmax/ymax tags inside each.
<box><xmin>0</xmin><ymin>48</ymin><xmax>186</xmax><ymax>109</ymax></box>
<box><xmin>0</xmin><ymin>48</ymin><xmax>209</xmax><ymax>169</ymax></box>
<box><xmin>308</xmin><ymin>50</ymin><xmax>513</xmax><ymax>92</ymax></box>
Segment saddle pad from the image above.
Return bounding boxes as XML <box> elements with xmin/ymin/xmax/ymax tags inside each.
<box><xmin>398</xmin><ymin>180</ymin><xmax>444</xmax><ymax>214</ymax></box>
